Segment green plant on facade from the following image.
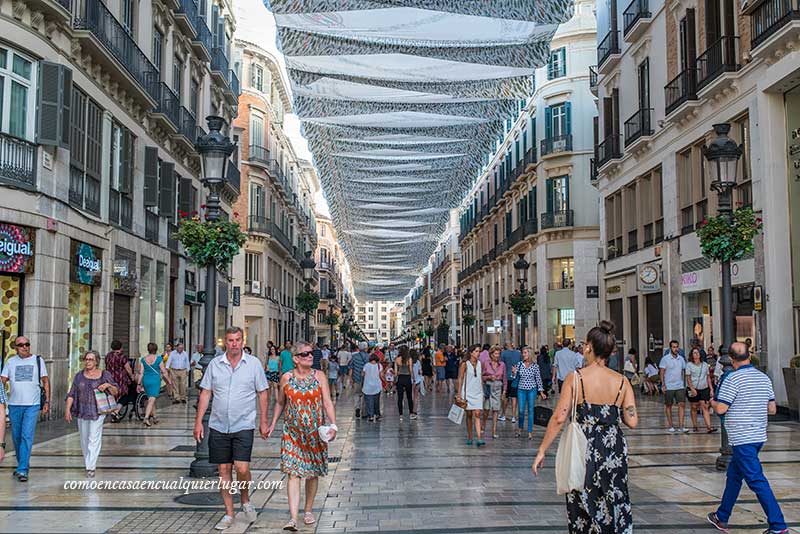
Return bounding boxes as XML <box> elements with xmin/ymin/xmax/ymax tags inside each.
<box><xmin>509</xmin><ymin>291</ymin><xmax>536</xmax><ymax>316</ymax></box>
<box><xmin>296</xmin><ymin>288</ymin><xmax>320</xmax><ymax>314</ymax></box>
<box><xmin>696</xmin><ymin>207</ymin><xmax>763</xmax><ymax>263</ymax></box>
<box><xmin>790</xmin><ymin>355</ymin><xmax>800</xmax><ymax>369</ymax></box>
<box><xmin>324</xmin><ymin>313</ymin><xmax>339</xmax><ymax>326</ymax></box>
<box><xmin>424</xmin><ymin>327</ymin><xmax>435</xmax><ymax>338</ymax></box>
<box><xmin>462</xmin><ymin>314</ymin><xmax>476</xmax><ymax>327</ymax></box>
<box><xmin>173</xmin><ymin>213</ymin><xmax>247</xmax><ymax>269</ymax></box>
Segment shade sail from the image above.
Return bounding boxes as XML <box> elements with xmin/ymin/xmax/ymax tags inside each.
<box><xmin>266</xmin><ymin>0</ymin><xmax>571</xmax><ymax>299</ymax></box>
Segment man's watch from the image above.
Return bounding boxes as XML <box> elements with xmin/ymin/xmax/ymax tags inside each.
<box><xmin>1</xmin><ymin>442</ymin><xmax>6</xmax><ymax>449</ymax></box>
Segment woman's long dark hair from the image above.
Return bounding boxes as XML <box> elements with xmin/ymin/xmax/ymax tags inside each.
<box><xmin>586</xmin><ymin>320</ymin><xmax>616</xmax><ymax>361</ymax></box>
<box><xmin>398</xmin><ymin>345</ymin><xmax>410</xmax><ymax>365</ymax></box>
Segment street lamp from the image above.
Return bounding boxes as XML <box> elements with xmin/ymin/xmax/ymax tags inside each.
<box><xmin>327</xmin><ymin>290</ymin><xmax>337</xmax><ymax>346</ymax></box>
<box><xmin>190</xmin><ymin>116</ymin><xmax>235</xmax><ymax>478</ymax></box>
<box><xmin>462</xmin><ymin>287</ymin><xmax>474</xmax><ymax>346</ymax></box>
<box><xmin>440</xmin><ymin>305</ymin><xmax>448</xmax><ymax>346</ymax></box>
<box><xmin>704</xmin><ymin>123</ymin><xmax>742</xmax><ymax>471</ymax></box>
<box><xmin>513</xmin><ymin>253</ymin><xmax>531</xmax><ymax>349</ymax></box>
<box><xmin>426</xmin><ymin>315</ymin><xmax>433</xmax><ymax>349</ymax></box>
<box><xmin>300</xmin><ymin>251</ymin><xmax>316</xmax><ymax>341</ymax></box>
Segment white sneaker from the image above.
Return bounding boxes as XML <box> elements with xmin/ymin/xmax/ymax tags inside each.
<box><xmin>240</xmin><ymin>502</ymin><xmax>258</xmax><ymax>523</ymax></box>
<box><xmin>214</xmin><ymin>515</ymin><xmax>234</xmax><ymax>531</ymax></box>
<box><xmin>410</xmin><ymin>414</ymin><xmax>417</xmax><ymax>420</ymax></box>
<box><xmin>511</xmin><ymin>417</ymin><xmax>517</xmax><ymax>423</ymax></box>
<box><xmin>681</xmin><ymin>428</ymin><xmax>690</xmax><ymax>433</ymax></box>
<box><xmin>498</xmin><ymin>415</ymin><xmax>506</xmax><ymax>421</ymax></box>
<box><xmin>668</xmin><ymin>427</ymin><xmax>676</xmax><ymax>433</ymax></box>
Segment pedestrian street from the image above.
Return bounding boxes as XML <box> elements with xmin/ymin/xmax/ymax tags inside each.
<box><xmin>1</xmin><ymin>389</ymin><xmax>799</xmax><ymax>534</ymax></box>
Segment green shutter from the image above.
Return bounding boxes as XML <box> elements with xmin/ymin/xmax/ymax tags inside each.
<box><xmin>159</xmin><ymin>161</ymin><xmax>175</xmax><ymax>221</ymax></box>
<box><xmin>565</xmin><ymin>102</ymin><xmax>572</xmax><ymax>137</ymax></box>
<box><xmin>545</xmin><ymin>107</ymin><xmax>552</xmax><ymax>139</ymax></box>
<box><xmin>179</xmin><ymin>177</ymin><xmax>193</xmax><ymax>215</ymax></box>
<box><xmin>560</xmin><ymin>48</ymin><xmax>567</xmax><ymax>77</ymax></box>
<box><xmin>37</xmin><ymin>62</ymin><xmax>71</xmax><ymax>147</ymax></box>
<box><xmin>546</xmin><ymin>179</ymin><xmax>554</xmax><ymax>213</ymax></box>
<box><xmin>119</xmin><ymin>129</ymin><xmax>133</xmax><ymax>194</ymax></box>
<box><xmin>564</xmin><ymin>176</ymin><xmax>571</xmax><ymax>212</ymax></box>
<box><xmin>143</xmin><ymin>146</ymin><xmax>159</xmax><ymax>207</ymax></box>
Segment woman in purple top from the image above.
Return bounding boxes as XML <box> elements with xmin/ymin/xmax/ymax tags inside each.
<box><xmin>481</xmin><ymin>346</ymin><xmax>507</xmax><ymax>439</ymax></box>
<box><xmin>65</xmin><ymin>350</ymin><xmax>119</xmax><ymax>478</ymax></box>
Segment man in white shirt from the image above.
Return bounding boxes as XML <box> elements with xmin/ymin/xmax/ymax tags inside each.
<box><xmin>553</xmin><ymin>339</ymin><xmax>580</xmax><ymax>393</ymax></box>
<box><xmin>190</xmin><ymin>344</ymin><xmax>204</xmax><ymax>385</ymax></box>
<box><xmin>0</xmin><ymin>336</ymin><xmax>50</xmax><ymax>481</ymax></box>
<box><xmin>167</xmin><ymin>343</ymin><xmax>190</xmax><ymax>403</ymax></box>
<box><xmin>337</xmin><ymin>346</ymin><xmax>352</xmax><ymax>389</ymax></box>
<box><xmin>321</xmin><ymin>344</ymin><xmax>331</xmax><ymax>361</ymax></box>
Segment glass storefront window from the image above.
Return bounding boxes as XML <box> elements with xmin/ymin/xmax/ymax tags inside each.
<box><xmin>684</xmin><ymin>291</ymin><xmax>712</xmax><ymax>351</ymax></box>
<box><xmin>557</xmin><ymin>308</ymin><xmax>575</xmax><ymax>343</ymax></box>
<box><xmin>68</xmin><ymin>282</ymin><xmax>92</xmax><ymax>383</ymax></box>
<box><xmin>155</xmin><ymin>261</ymin><xmax>166</xmax><ymax>348</ymax></box>
<box><xmin>139</xmin><ymin>257</ymin><xmax>152</xmax><ymax>356</ymax></box>
<box><xmin>0</xmin><ymin>274</ymin><xmax>22</xmax><ymax>365</ymax></box>
<box><xmin>217</xmin><ymin>307</ymin><xmax>227</xmax><ymax>350</ymax></box>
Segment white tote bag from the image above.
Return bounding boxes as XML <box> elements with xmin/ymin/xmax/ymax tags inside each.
<box><xmin>554</xmin><ymin>372</ymin><xmax>588</xmax><ymax>495</ymax></box>
<box><xmin>447</xmin><ymin>403</ymin><xmax>464</xmax><ymax>425</ymax></box>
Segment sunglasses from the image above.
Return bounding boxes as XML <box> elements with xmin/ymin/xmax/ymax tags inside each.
<box><xmin>298</xmin><ymin>350</ymin><xmax>314</xmax><ymax>358</ymax></box>
<box><xmin>16</xmin><ymin>343</ymin><xmax>30</xmax><ymax>348</ymax></box>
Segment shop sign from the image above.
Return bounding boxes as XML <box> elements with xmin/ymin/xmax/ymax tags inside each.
<box><xmin>754</xmin><ymin>285</ymin><xmax>763</xmax><ymax>311</ymax></box>
<box><xmin>637</xmin><ymin>264</ymin><xmax>661</xmax><ymax>292</ymax></box>
<box><xmin>606</xmin><ymin>285</ymin><xmax>621</xmax><ymax>294</ymax></box>
<box><xmin>586</xmin><ymin>286</ymin><xmax>599</xmax><ymax>298</ymax></box>
<box><xmin>113</xmin><ymin>260</ymin><xmax>129</xmax><ymax>277</ymax></box>
<box><xmin>71</xmin><ymin>241</ymin><xmax>102</xmax><ymax>286</ymax></box>
<box><xmin>112</xmin><ymin>259</ymin><xmax>137</xmax><ymax>296</ymax></box>
<box><xmin>0</xmin><ymin>223</ymin><xmax>35</xmax><ymax>274</ymax></box>
<box><xmin>232</xmin><ymin>286</ymin><xmax>241</xmax><ymax>307</ymax></box>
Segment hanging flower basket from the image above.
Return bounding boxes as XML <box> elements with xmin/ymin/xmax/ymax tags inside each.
<box><xmin>463</xmin><ymin>314</ymin><xmax>476</xmax><ymax>327</ymax></box>
<box><xmin>173</xmin><ymin>212</ymin><xmax>247</xmax><ymax>269</ymax></box>
<box><xmin>296</xmin><ymin>288</ymin><xmax>320</xmax><ymax>314</ymax></box>
<box><xmin>696</xmin><ymin>207</ymin><xmax>762</xmax><ymax>263</ymax></box>
<box><xmin>324</xmin><ymin>313</ymin><xmax>339</xmax><ymax>326</ymax></box>
<box><xmin>509</xmin><ymin>291</ymin><xmax>536</xmax><ymax>316</ymax></box>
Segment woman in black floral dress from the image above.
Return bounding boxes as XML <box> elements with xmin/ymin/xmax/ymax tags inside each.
<box><xmin>533</xmin><ymin>320</ymin><xmax>638</xmax><ymax>534</ymax></box>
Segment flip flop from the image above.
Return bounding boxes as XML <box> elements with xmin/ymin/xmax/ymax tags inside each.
<box><xmin>304</xmin><ymin>512</ymin><xmax>316</xmax><ymax>525</ymax></box>
<box><xmin>282</xmin><ymin>519</ymin><xmax>298</xmax><ymax>531</ymax></box>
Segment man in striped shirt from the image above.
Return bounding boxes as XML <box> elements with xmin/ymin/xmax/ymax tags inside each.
<box><xmin>706</xmin><ymin>342</ymin><xmax>787</xmax><ymax>534</ymax></box>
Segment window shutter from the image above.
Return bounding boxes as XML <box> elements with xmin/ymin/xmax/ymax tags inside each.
<box><xmin>211</xmin><ymin>6</ymin><xmax>219</xmax><ymax>46</ymax></box>
<box><xmin>144</xmin><ymin>146</ymin><xmax>159</xmax><ymax>206</ymax></box>
<box><xmin>560</xmin><ymin>48</ymin><xmax>567</xmax><ymax>76</ymax></box>
<box><xmin>159</xmin><ymin>161</ymin><xmax>176</xmax><ymax>220</ymax></box>
<box><xmin>119</xmin><ymin>130</ymin><xmax>133</xmax><ymax>194</ymax></box>
<box><xmin>37</xmin><ymin>62</ymin><xmax>68</xmax><ymax>147</ymax></box>
<box><xmin>565</xmin><ymin>102</ymin><xmax>572</xmax><ymax>137</ymax></box>
<box><xmin>564</xmin><ymin>176</ymin><xmax>571</xmax><ymax>212</ymax></box>
<box><xmin>545</xmin><ymin>107</ymin><xmax>552</xmax><ymax>139</ymax></box>
<box><xmin>249</xmin><ymin>63</ymin><xmax>255</xmax><ymax>87</ymax></box>
<box><xmin>530</xmin><ymin>185</ymin><xmax>537</xmax><ymax>217</ymax></box>
<box><xmin>179</xmin><ymin>177</ymin><xmax>193</xmax><ymax>215</ymax></box>
<box><xmin>546</xmin><ymin>178</ymin><xmax>554</xmax><ymax>213</ymax></box>
<box><xmin>60</xmin><ymin>67</ymin><xmax>72</xmax><ymax>148</ymax></box>
<box><xmin>547</xmin><ymin>53</ymin><xmax>554</xmax><ymax>80</ymax></box>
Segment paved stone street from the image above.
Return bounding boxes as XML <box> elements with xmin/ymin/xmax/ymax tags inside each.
<box><xmin>2</xmin><ymin>388</ymin><xmax>800</xmax><ymax>534</ymax></box>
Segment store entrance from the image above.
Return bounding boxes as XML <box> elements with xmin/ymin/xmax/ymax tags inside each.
<box><xmin>0</xmin><ymin>274</ymin><xmax>22</xmax><ymax>365</ymax></box>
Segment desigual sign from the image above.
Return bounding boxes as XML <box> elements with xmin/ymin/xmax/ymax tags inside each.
<box><xmin>71</xmin><ymin>240</ymin><xmax>102</xmax><ymax>286</ymax></box>
<box><xmin>0</xmin><ymin>223</ymin><xmax>35</xmax><ymax>274</ymax></box>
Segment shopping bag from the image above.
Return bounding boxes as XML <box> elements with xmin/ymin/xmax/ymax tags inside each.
<box><xmin>419</xmin><ymin>381</ymin><xmax>426</xmax><ymax>396</ymax></box>
<box><xmin>94</xmin><ymin>389</ymin><xmax>118</xmax><ymax>414</ymax></box>
<box><xmin>447</xmin><ymin>403</ymin><xmax>465</xmax><ymax>425</ymax></box>
<box><xmin>534</xmin><ymin>405</ymin><xmax>553</xmax><ymax>427</ymax></box>
<box><xmin>554</xmin><ymin>373</ymin><xmax>588</xmax><ymax>495</ymax></box>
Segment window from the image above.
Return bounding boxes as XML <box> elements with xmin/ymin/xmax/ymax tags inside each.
<box><xmin>548</xmin><ymin>103</ymin><xmax>571</xmax><ymax>138</ymax></box>
<box><xmin>251</xmin><ymin>112</ymin><xmax>264</xmax><ymax>147</ymax></box>
<box><xmin>245</xmin><ymin>252</ymin><xmax>261</xmax><ymax>282</ymax></box>
<box><xmin>190</xmin><ymin>79</ymin><xmax>199</xmax><ymax>118</ymax></box>
<box><xmin>547</xmin><ymin>47</ymin><xmax>566</xmax><ymax>79</ymax></box>
<box><xmin>732</xmin><ymin>114</ymin><xmax>752</xmax><ymax>208</ymax></box>
<box><xmin>321</xmin><ymin>224</ymin><xmax>326</xmax><ymax>237</ymax></box>
<box><xmin>677</xmin><ymin>141</ymin><xmax>708</xmax><ymax>234</ymax></box>
<box><xmin>152</xmin><ymin>28</ymin><xmax>163</xmax><ymax>75</ymax></box>
<box><xmin>0</xmin><ymin>47</ymin><xmax>36</xmax><ymax>140</ymax></box>
<box><xmin>605</xmin><ymin>192</ymin><xmax>623</xmax><ymax>258</ymax></box>
<box><xmin>252</xmin><ymin>64</ymin><xmax>263</xmax><ymax>92</ymax></box>
<box><xmin>546</xmin><ymin>176</ymin><xmax>570</xmax><ymax>213</ymax></box>
<box><xmin>173</xmin><ymin>57</ymin><xmax>183</xmax><ymax>101</ymax></box>
<box><xmin>249</xmin><ymin>182</ymin><xmax>265</xmax><ymax>218</ymax></box>
<box><xmin>638</xmin><ymin>58</ymin><xmax>650</xmax><ymax>109</ymax></box>
<box><xmin>69</xmin><ymin>87</ymin><xmax>103</xmax><ymax>215</ymax></box>
<box><xmin>109</xmin><ymin>121</ymin><xmax>135</xmax><ymax>229</ymax></box>
<box><xmin>549</xmin><ymin>258</ymin><xmax>575</xmax><ymax>289</ymax></box>
<box><xmin>320</xmin><ymin>248</ymin><xmax>329</xmax><ymax>264</ymax></box>
<box><xmin>121</xmin><ymin>0</ymin><xmax>135</xmax><ymax>35</ymax></box>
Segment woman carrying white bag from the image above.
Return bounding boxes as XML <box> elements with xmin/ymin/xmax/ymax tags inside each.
<box><xmin>532</xmin><ymin>321</ymin><xmax>638</xmax><ymax>534</ymax></box>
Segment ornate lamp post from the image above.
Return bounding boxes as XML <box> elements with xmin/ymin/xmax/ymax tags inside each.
<box><xmin>190</xmin><ymin>116</ymin><xmax>235</xmax><ymax>478</ymax></box>
<box><xmin>426</xmin><ymin>315</ymin><xmax>433</xmax><ymax>348</ymax></box>
<box><xmin>300</xmin><ymin>251</ymin><xmax>316</xmax><ymax>341</ymax></box>
<box><xmin>327</xmin><ymin>289</ymin><xmax>337</xmax><ymax>346</ymax></box>
<box><xmin>513</xmin><ymin>254</ymin><xmax>531</xmax><ymax>349</ymax></box>
<box><xmin>440</xmin><ymin>305</ymin><xmax>448</xmax><ymax>346</ymax></box>
<box><xmin>704</xmin><ymin>123</ymin><xmax>743</xmax><ymax>471</ymax></box>
<box><xmin>462</xmin><ymin>287</ymin><xmax>474</xmax><ymax>346</ymax></box>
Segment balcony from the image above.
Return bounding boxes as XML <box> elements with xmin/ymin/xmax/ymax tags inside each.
<box><xmin>174</xmin><ymin>0</ymin><xmax>198</xmax><ymax>39</ymax></box>
<box><xmin>245</xmin><ymin>280</ymin><xmax>264</xmax><ymax>297</ymax></box>
<box><xmin>145</xmin><ymin>210</ymin><xmax>159</xmax><ymax>242</ymax></box>
<box><xmin>23</xmin><ymin>0</ymin><xmax>71</xmax><ymax>24</ymax></box>
<box><xmin>268</xmin><ymin>220</ymin><xmax>293</xmax><ymax>255</ymax></box>
<box><xmin>84</xmin><ymin>176</ymin><xmax>100</xmax><ymax>216</ymax></box>
<box><xmin>151</xmin><ymin>82</ymin><xmax>181</xmax><ymax>133</ymax></box>
<box><xmin>248</xmin><ymin>144</ymin><xmax>270</xmax><ymax>165</ymax></box>
<box><xmin>596</xmin><ymin>134</ymin><xmax>622</xmax><ymax>168</ymax></box>
<box><xmin>540</xmin><ymin>134</ymin><xmax>573</xmax><ymax>157</ymax></box>
<box><xmin>172</xmin><ymin>107</ymin><xmax>197</xmax><ymax>152</ymax></box>
<box><xmin>697</xmin><ymin>36</ymin><xmax>741</xmax><ymax>92</ymax></box>
<box><xmin>623</xmin><ymin>0</ymin><xmax>652</xmax><ymax>42</ymax></box>
<box><xmin>72</xmin><ymin>0</ymin><xmax>159</xmax><ymax>108</ymax></box>
<box><xmin>167</xmin><ymin>223</ymin><xmax>179</xmax><ymax>252</ymax></box>
<box><xmin>248</xmin><ymin>215</ymin><xmax>270</xmax><ymax>235</ymax></box>
<box><xmin>665</xmin><ymin>67</ymin><xmax>699</xmax><ymax>117</ymax></box>
<box><xmin>228</xmin><ymin>70</ymin><xmax>241</xmax><ymax>102</ymax></box>
<box><xmin>750</xmin><ymin>0</ymin><xmax>800</xmax><ymax>55</ymax></box>
<box><xmin>191</xmin><ymin>17</ymin><xmax>212</xmax><ymax>62</ymax></box>
<box><xmin>597</xmin><ymin>30</ymin><xmax>621</xmax><ymax>73</ymax></box>
<box><xmin>225</xmin><ymin>160</ymin><xmax>240</xmax><ymax>196</ymax></box>
<box><xmin>623</xmin><ymin>108</ymin><xmax>654</xmax><ymax>148</ymax></box>
<box><xmin>589</xmin><ymin>65</ymin><xmax>598</xmax><ymax>95</ymax></box>
<box><xmin>109</xmin><ymin>190</ymin><xmax>133</xmax><ymax>230</ymax></box>
<box><xmin>541</xmin><ymin>209</ymin><xmax>574</xmax><ymax>230</ymax></box>
<box><xmin>523</xmin><ymin>146</ymin><xmax>537</xmax><ymax>169</ymax></box>
<box><xmin>548</xmin><ymin>279</ymin><xmax>575</xmax><ymax>290</ymax></box>
<box><xmin>210</xmin><ymin>47</ymin><xmax>230</xmax><ymax>90</ymax></box>
<box><xmin>0</xmin><ymin>133</ymin><xmax>37</xmax><ymax>190</ymax></box>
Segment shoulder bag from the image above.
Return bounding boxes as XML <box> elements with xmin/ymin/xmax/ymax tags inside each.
<box><xmin>36</xmin><ymin>355</ymin><xmax>47</xmax><ymax>408</ymax></box>
<box><xmin>554</xmin><ymin>371</ymin><xmax>588</xmax><ymax>495</ymax></box>
<box><xmin>453</xmin><ymin>362</ymin><xmax>469</xmax><ymax>409</ymax></box>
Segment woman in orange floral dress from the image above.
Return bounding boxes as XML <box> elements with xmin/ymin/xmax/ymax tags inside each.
<box><xmin>268</xmin><ymin>341</ymin><xmax>337</xmax><ymax>532</ymax></box>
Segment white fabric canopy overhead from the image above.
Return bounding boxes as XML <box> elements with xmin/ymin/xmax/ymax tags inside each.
<box><xmin>265</xmin><ymin>0</ymin><xmax>571</xmax><ymax>299</ymax></box>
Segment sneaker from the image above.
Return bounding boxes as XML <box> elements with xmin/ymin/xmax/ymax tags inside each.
<box><xmin>214</xmin><ymin>515</ymin><xmax>234</xmax><ymax>531</ymax></box>
<box><xmin>668</xmin><ymin>427</ymin><xmax>676</xmax><ymax>433</ymax></box>
<box><xmin>355</xmin><ymin>408</ymin><xmax>361</xmax><ymax>418</ymax></box>
<box><xmin>17</xmin><ymin>474</ymin><xmax>28</xmax><ymax>482</ymax></box>
<box><xmin>681</xmin><ymin>428</ymin><xmax>690</xmax><ymax>433</ymax></box>
<box><xmin>763</xmin><ymin>529</ymin><xmax>789</xmax><ymax>534</ymax></box>
<box><xmin>498</xmin><ymin>415</ymin><xmax>506</xmax><ymax>421</ymax></box>
<box><xmin>399</xmin><ymin>416</ymin><xmax>403</xmax><ymax>422</ymax></box>
<box><xmin>240</xmin><ymin>502</ymin><xmax>258</xmax><ymax>523</ymax></box>
<box><xmin>511</xmin><ymin>417</ymin><xmax>517</xmax><ymax>423</ymax></box>
<box><xmin>410</xmin><ymin>414</ymin><xmax>417</xmax><ymax>420</ymax></box>
<box><xmin>706</xmin><ymin>512</ymin><xmax>728</xmax><ymax>532</ymax></box>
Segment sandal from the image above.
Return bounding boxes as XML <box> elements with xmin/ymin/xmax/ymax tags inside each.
<box><xmin>515</xmin><ymin>429</ymin><xmax>521</xmax><ymax>437</ymax></box>
<box><xmin>528</xmin><ymin>433</ymin><xmax>533</xmax><ymax>440</ymax></box>
<box><xmin>282</xmin><ymin>519</ymin><xmax>298</xmax><ymax>531</ymax></box>
<box><xmin>143</xmin><ymin>419</ymin><xmax>152</xmax><ymax>428</ymax></box>
<box><xmin>707</xmin><ymin>427</ymin><xmax>718</xmax><ymax>433</ymax></box>
<box><xmin>304</xmin><ymin>512</ymin><xmax>316</xmax><ymax>525</ymax></box>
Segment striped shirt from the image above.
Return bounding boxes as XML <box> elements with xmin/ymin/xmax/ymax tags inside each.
<box><xmin>716</xmin><ymin>364</ymin><xmax>775</xmax><ymax>446</ymax></box>
<box><xmin>514</xmin><ymin>361</ymin><xmax>544</xmax><ymax>392</ymax></box>
<box><xmin>350</xmin><ymin>351</ymin><xmax>368</xmax><ymax>383</ymax></box>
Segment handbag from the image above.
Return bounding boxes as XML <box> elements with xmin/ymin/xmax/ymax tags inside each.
<box><xmin>534</xmin><ymin>405</ymin><xmax>553</xmax><ymax>427</ymax></box>
<box><xmin>35</xmin><ymin>356</ymin><xmax>47</xmax><ymax>408</ymax></box>
<box><xmin>94</xmin><ymin>388</ymin><xmax>118</xmax><ymax>414</ymax></box>
<box><xmin>554</xmin><ymin>371</ymin><xmax>588</xmax><ymax>495</ymax></box>
<box><xmin>447</xmin><ymin>403</ymin><xmax>465</xmax><ymax>425</ymax></box>
<box><xmin>453</xmin><ymin>362</ymin><xmax>470</xmax><ymax>409</ymax></box>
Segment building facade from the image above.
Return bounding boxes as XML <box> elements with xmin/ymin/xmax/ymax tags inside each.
<box><xmin>230</xmin><ymin>2</ymin><xmax>319</xmax><ymax>356</ymax></box>
<box><xmin>0</xmin><ymin>0</ymin><xmax>240</xmax><ymax>415</ymax></box>
<box><xmin>424</xmin><ymin>209</ymin><xmax>462</xmax><ymax>345</ymax></box>
<box><xmin>594</xmin><ymin>0</ymin><xmax>800</xmax><ymax>404</ymax></box>
<box><xmin>458</xmin><ymin>0</ymin><xmax>600</xmax><ymax>348</ymax></box>
<box><xmin>355</xmin><ymin>300</ymin><xmax>401</xmax><ymax>345</ymax></box>
<box><xmin>313</xmin><ymin>213</ymin><xmax>353</xmax><ymax>347</ymax></box>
